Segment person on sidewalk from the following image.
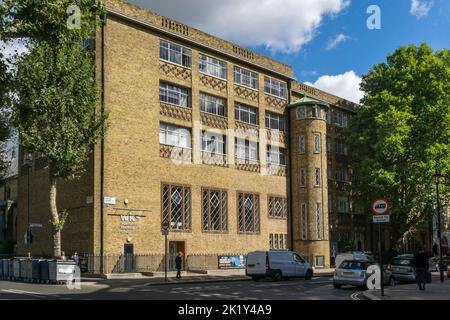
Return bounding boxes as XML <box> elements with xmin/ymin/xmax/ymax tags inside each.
<box><xmin>175</xmin><ymin>252</ymin><xmax>183</xmax><ymax>279</ymax></box>
<box><xmin>71</xmin><ymin>252</ymin><xmax>80</xmax><ymax>266</ymax></box>
<box><xmin>413</xmin><ymin>247</ymin><xmax>429</xmax><ymax>291</ymax></box>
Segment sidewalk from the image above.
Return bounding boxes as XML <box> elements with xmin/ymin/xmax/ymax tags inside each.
<box><xmin>364</xmin><ymin>277</ymin><xmax>450</xmax><ymax>300</ymax></box>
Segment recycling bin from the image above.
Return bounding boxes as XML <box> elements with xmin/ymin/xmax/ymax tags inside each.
<box><xmin>32</xmin><ymin>259</ymin><xmax>43</xmax><ymax>282</ymax></box>
<box><xmin>39</xmin><ymin>260</ymin><xmax>50</xmax><ymax>283</ymax></box>
<box><xmin>21</xmin><ymin>259</ymin><xmax>33</xmax><ymax>281</ymax></box>
<box><xmin>0</xmin><ymin>261</ymin><xmax>3</xmax><ymax>278</ymax></box>
<box><xmin>48</xmin><ymin>260</ymin><xmax>77</xmax><ymax>282</ymax></box>
<box><xmin>8</xmin><ymin>260</ymin><xmax>14</xmax><ymax>278</ymax></box>
<box><xmin>3</xmin><ymin>259</ymin><xmax>10</xmax><ymax>279</ymax></box>
<box><xmin>13</xmin><ymin>259</ymin><xmax>21</xmax><ymax>279</ymax></box>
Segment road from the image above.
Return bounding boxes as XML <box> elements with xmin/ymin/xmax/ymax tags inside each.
<box><xmin>0</xmin><ymin>277</ymin><xmax>368</xmax><ymax>300</ymax></box>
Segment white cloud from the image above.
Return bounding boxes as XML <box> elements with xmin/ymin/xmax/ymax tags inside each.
<box><xmin>326</xmin><ymin>33</ymin><xmax>350</xmax><ymax>50</ymax></box>
<box><xmin>129</xmin><ymin>0</ymin><xmax>351</xmax><ymax>53</ymax></box>
<box><xmin>410</xmin><ymin>0</ymin><xmax>434</xmax><ymax>19</ymax></box>
<box><xmin>305</xmin><ymin>70</ymin><xmax>364</xmax><ymax>104</ymax></box>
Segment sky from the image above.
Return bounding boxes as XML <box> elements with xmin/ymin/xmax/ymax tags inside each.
<box><xmin>128</xmin><ymin>0</ymin><xmax>450</xmax><ymax>103</ymax></box>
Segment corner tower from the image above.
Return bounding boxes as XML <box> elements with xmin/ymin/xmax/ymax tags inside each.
<box><xmin>288</xmin><ymin>96</ymin><xmax>330</xmax><ymax>268</ymax></box>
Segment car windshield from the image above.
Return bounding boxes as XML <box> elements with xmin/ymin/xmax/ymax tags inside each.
<box><xmin>391</xmin><ymin>259</ymin><xmax>412</xmax><ymax>266</ymax></box>
<box><xmin>339</xmin><ymin>261</ymin><xmax>367</xmax><ymax>270</ymax></box>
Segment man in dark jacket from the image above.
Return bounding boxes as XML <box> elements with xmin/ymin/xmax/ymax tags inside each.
<box><xmin>412</xmin><ymin>247</ymin><xmax>429</xmax><ymax>291</ymax></box>
<box><xmin>175</xmin><ymin>252</ymin><xmax>183</xmax><ymax>279</ymax></box>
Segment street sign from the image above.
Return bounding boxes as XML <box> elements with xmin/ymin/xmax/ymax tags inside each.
<box><xmin>29</xmin><ymin>223</ymin><xmax>43</xmax><ymax>228</ymax></box>
<box><xmin>104</xmin><ymin>197</ymin><xmax>116</xmax><ymax>205</ymax></box>
<box><xmin>371</xmin><ymin>199</ymin><xmax>389</xmax><ymax>215</ymax></box>
<box><xmin>373</xmin><ymin>215</ymin><xmax>390</xmax><ymax>223</ymax></box>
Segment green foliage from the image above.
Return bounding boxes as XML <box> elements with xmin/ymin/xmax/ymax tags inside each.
<box><xmin>13</xmin><ymin>40</ymin><xmax>105</xmax><ymax>179</ymax></box>
<box><xmin>345</xmin><ymin>44</ymin><xmax>450</xmax><ymax>243</ymax></box>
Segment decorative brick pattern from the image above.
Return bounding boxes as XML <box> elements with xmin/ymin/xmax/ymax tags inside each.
<box><xmin>199</xmin><ymin>74</ymin><xmax>227</xmax><ymax>93</ymax></box>
<box><xmin>201</xmin><ymin>152</ymin><xmax>228</xmax><ymax>168</ymax></box>
<box><xmin>265</xmin><ymin>95</ymin><xmax>287</xmax><ymax>112</ymax></box>
<box><xmin>266</xmin><ymin>130</ymin><xmax>287</xmax><ymax>145</ymax></box>
<box><xmin>235</xmin><ymin>121</ymin><xmax>259</xmax><ymax>139</ymax></box>
<box><xmin>234</xmin><ymin>85</ymin><xmax>259</xmax><ymax>102</ymax></box>
<box><xmin>200</xmin><ymin>112</ymin><xmax>228</xmax><ymax>130</ymax></box>
<box><xmin>160</xmin><ymin>144</ymin><xmax>192</xmax><ymax>163</ymax></box>
<box><xmin>160</xmin><ymin>102</ymin><xmax>192</xmax><ymax>122</ymax></box>
<box><xmin>235</xmin><ymin>158</ymin><xmax>261</xmax><ymax>173</ymax></box>
<box><xmin>266</xmin><ymin>164</ymin><xmax>287</xmax><ymax>177</ymax></box>
<box><xmin>159</xmin><ymin>61</ymin><xmax>191</xmax><ymax>81</ymax></box>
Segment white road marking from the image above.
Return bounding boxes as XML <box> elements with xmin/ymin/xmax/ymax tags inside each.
<box><xmin>1</xmin><ymin>289</ymin><xmax>49</xmax><ymax>298</ymax></box>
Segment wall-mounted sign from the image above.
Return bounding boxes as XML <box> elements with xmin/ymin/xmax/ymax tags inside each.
<box><xmin>218</xmin><ymin>255</ymin><xmax>247</xmax><ymax>269</ymax></box>
<box><xmin>29</xmin><ymin>223</ymin><xmax>43</xmax><ymax>228</ymax></box>
<box><xmin>86</xmin><ymin>196</ymin><xmax>94</xmax><ymax>205</ymax></box>
<box><xmin>373</xmin><ymin>215</ymin><xmax>390</xmax><ymax>223</ymax></box>
<box><xmin>104</xmin><ymin>197</ymin><xmax>116</xmax><ymax>205</ymax></box>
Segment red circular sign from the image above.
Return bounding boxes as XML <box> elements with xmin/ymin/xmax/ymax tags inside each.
<box><xmin>371</xmin><ymin>199</ymin><xmax>389</xmax><ymax>215</ymax></box>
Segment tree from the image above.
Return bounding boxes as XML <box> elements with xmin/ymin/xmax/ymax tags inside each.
<box><xmin>345</xmin><ymin>44</ymin><xmax>450</xmax><ymax>248</ymax></box>
<box><xmin>1</xmin><ymin>0</ymin><xmax>106</xmax><ymax>257</ymax></box>
<box><xmin>0</xmin><ymin>47</ymin><xmax>13</xmax><ymax>179</ymax></box>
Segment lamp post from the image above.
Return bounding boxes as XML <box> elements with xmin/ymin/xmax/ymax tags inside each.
<box><xmin>24</xmin><ymin>153</ymin><xmax>33</xmax><ymax>255</ymax></box>
<box><xmin>433</xmin><ymin>169</ymin><xmax>446</xmax><ymax>283</ymax></box>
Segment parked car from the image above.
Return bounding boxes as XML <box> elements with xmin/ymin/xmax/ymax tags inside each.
<box><xmin>429</xmin><ymin>257</ymin><xmax>440</xmax><ymax>272</ymax></box>
<box><xmin>388</xmin><ymin>256</ymin><xmax>431</xmax><ymax>283</ymax></box>
<box><xmin>333</xmin><ymin>260</ymin><xmax>394</xmax><ymax>289</ymax></box>
<box><xmin>334</xmin><ymin>252</ymin><xmax>377</xmax><ymax>270</ymax></box>
<box><xmin>246</xmin><ymin>251</ymin><xmax>313</xmax><ymax>281</ymax></box>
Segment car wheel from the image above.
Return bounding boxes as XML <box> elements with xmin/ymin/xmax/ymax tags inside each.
<box><xmin>333</xmin><ymin>282</ymin><xmax>341</xmax><ymax>289</ymax></box>
<box><xmin>272</xmin><ymin>270</ymin><xmax>282</xmax><ymax>281</ymax></box>
<box><xmin>388</xmin><ymin>277</ymin><xmax>395</xmax><ymax>286</ymax></box>
<box><xmin>305</xmin><ymin>269</ymin><xmax>313</xmax><ymax>280</ymax></box>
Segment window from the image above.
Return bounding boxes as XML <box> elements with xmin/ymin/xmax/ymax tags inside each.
<box><xmin>237</xmin><ymin>192</ymin><xmax>260</xmax><ymax>233</ymax></box>
<box><xmin>315</xmin><ymin>168</ymin><xmax>321</xmax><ymax>187</ymax></box>
<box><xmin>315</xmin><ymin>256</ymin><xmax>325</xmax><ymax>267</ymax></box>
<box><xmin>234</xmin><ymin>66</ymin><xmax>258</xmax><ymax>89</ymax></box>
<box><xmin>235</xmin><ymin>103</ymin><xmax>258</xmax><ymax>125</ymax></box>
<box><xmin>160</xmin><ymin>82</ymin><xmax>189</xmax><ymax>107</ymax></box>
<box><xmin>199</xmin><ymin>54</ymin><xmax>227</xmax><ymax>79</ymax></box>
<box><xmin>300</xmin><ymin>168</ymin><xmax>307</xmax><ymax>187</ymax></box>
<box><xmin>301</xmin><ymin>203</ymin><xmax>307</xmax><ymax>240</ymax></box>
<box><xmin>296</xmin><ymin>106</ymin><xmax>306</xmax><ymax>119</ymax></box>
<box><xmin>312</xmin><ymin>105</ymin><xmax>321</xmax><ymax>118</ymax></box>
<box><xmin>264</xmin><ymin>76</ymin><xmax>286</xmax><ymax>98</ymax></box>
<box><xmin>299</xmin><ymin>135</ymin><xmax>306</xmax><ymax>154</ymax></box>
<box><xmin>162</xmin><ymin>184</ymin><xmax>191</xmax><ymax>231</ymax></box>
<box><xmin>336</xmin><ymin>167</ymin><xmax>348</xmax><ymax>182</ymax></box>
<box><xmin>337</xmin><ymin>196</ymin><xmax>349</xmax><ymax>213</ymax></box>
<box><xmin>335</xmin><ymin>139</ymin><xmax>348</xmax><ymax>155</ymax></box>
<box><xmin>274</xmin><ymin>234</ymin><xmax>279</xmax><ymax>249</ymax></box>
<box><xmin>265</xmin><ymin>112</ymin><xmax>285</xmax><ymax>131</ymax></box>
<box><xmin>160</xmin><ymin>40</ymin><xmax>192</xmax><ymax>68</ymax></box>
<box><xmin>202</xmin><ymin>132</ymin><xmax>226</xmax><ymax>154</ymax></box>
<box><xmin>313</xmin><ymin>133</ymin><xmax>321</xmax><ymax>154</ymax></box>
<box><xmin>268</xmin><ymin>196</ymin><xmax>287</xmax><ymax>219</ymax></box>
<box><xmin>266</xmin><ymin>145</ymin><xmax>286</xmax><ymax>165</ymax></box>
<box><xmin>159</xmin><ymin>123</ymin><xmax>191</xmax><ymax>148</ymax></box>
<box><xmin>316</xmin><ymin>203</ymin><xmax>322</xmax><ymax>240</ymax></box>
<box><xmin>200</xmin><ymin>93</ymin><xmax>226</xmax><ymax>116</ymax></box>
<box><xmin>202</xmin><ymin>189</ymin><xmax>227</xmax><ymax>232</ymax></box>
<box><xmin>334</xmin><ymin>111</ymin><xmax>348</xmax><ymax>128</ymax></box>
<box><xmin>270</xmin><ymin>234</ymin><xmax>287</xmax><ymax>249</ymax></box>
<box><xmin>269</xmin><ymin>234</ymin><xmax>274</xmax><ymax>249</ymax></box>
<box><xmin>235</xmin><ymin>139</ymin><xmax>258</xmax><ymax>161</ymax></box>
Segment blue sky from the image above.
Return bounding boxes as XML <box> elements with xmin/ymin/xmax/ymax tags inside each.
<box><xmin>130</xmin><ymin>0</ymin><xmax>450</xmax><ymax>103</ymax></box>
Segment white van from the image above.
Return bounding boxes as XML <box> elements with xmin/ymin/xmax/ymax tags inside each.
<box><xmin>246</xmin><ymin>251</ymin><xmax>313</xmax><ymax>281</ymax></box>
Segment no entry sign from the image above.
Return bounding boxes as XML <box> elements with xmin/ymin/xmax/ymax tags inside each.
<box><xmin>371</xmin><ymin>199</ymin><xmax>389</xmax><ymax>215</ymax></box>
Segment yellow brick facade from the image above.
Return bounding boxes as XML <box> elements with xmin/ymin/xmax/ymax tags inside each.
<box><xmin>16</xmin><ymin>0</ymin><xmax>362</xmax><ymax>270</ymax></box>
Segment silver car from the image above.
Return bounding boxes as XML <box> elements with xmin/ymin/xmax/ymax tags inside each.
<box><xmin>333</xmin><ymin>260</ymin><xmax>395</xmax><ymax>289</ymax></box>
<box><xmin>388</xmin><ymin>257</ymin><xmax>431</xmax><ymax>283</ymax></box>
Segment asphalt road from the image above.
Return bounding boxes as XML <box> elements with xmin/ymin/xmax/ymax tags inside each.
<box><xmin>0</xmin><ymin>277</ymin><xmax>368</xmax><ymax>300</ymax></box>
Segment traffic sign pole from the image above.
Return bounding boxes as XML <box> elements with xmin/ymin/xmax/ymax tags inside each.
<box><xmin>162</xmin><ymin>224</ymin><xmax>169</xmax><ymax>281</ymax></box>
<box><xmin>371</xmin><ymin>199</ymin><xmax>389</xmax><ymax>297</ymax></box>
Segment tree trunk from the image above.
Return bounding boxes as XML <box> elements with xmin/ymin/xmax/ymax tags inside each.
<box><xmin>49</xmin><ymin>173</ymin><xmax>61</xmax><ymax>258</ymax></box>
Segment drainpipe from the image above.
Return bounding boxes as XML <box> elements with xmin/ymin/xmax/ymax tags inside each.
<box><xmin>287</xmin><ymin>80</ymin><xmax>294</xmax><ymax>250</ymax></box>
<box><xmin>100</xmin><ymin>13</ymin><xmax>107</xmax><ymax>274</ymax></box>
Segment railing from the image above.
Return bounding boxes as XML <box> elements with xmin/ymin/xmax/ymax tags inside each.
<box><xmin>201</xmin><ymin>151</ymin><xmax>228</xmax><ymax>167</ymax></box>
<box><xmin>160</xmin><ymin>144</ymin><xmax>192</xmax><ymax>163</ymax></box>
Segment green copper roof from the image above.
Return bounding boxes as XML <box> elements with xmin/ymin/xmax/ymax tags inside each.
<box><xmin>287</xmin><ymin>96</ymin><xmax>330</xmax><ymax>108</ymax></box>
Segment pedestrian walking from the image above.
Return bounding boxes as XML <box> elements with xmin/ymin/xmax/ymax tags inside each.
<box><xmin>60</xmin><ymin>251</ymin><xmax>67</xmax><ymax>261</ymax></box>
<box><xmin>71</xmin><ymin>252</ymin><xmax>80</xmax><ymax>266</ymax></box>
<box><xmin>175</xmin><ymin>252</ymin><xmax>183</xmax><ymax>279</ymax></box>
<box><xmin>412</xmin><ymin>247</ymin><xmax>429</xmax><ymax>291</ymax></box>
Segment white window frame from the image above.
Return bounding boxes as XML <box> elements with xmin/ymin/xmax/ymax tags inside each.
<box><xmin>160</xmin><ymin>82</ymin><xmax>190</xmax><ymax>108</ymax></box>
<box><xmin>264</xmin><ymin>76</ymin><xmax>286</xmax><ymax>99</ymax></box>
<box><xmin>265</xmin><ymin>112</ymin><xmax>285</xmax><ymax>131</ymax></box>
<box><xmin>299</xmin><ymin>135</ymin><xmax>306</xmax><ymax>154</ymax></box>
<box><xmin>199</xmin><ymin>54</ymin><xmax>227</xmax><ymax>79</ymax></box>
<box><xmin>334</xmin><ymin>111</ymin><xmax>348</xmax><ymax>128</ymax></box>
<box><xmin>300</xmin><ymin>168</ymin><xmax>307</xmax><ymax>187</ymax></box>
<box><xmin>266</xmin><ymin>145</ymin><xmax>286</xmax><ymax>165</ymax></box>
<box><xmin>235</xmin><ymin>103</ymin><xmax>258</xmax><ymax>125</ymax></box>
<box><xmin>312</xmin><ymin>105</ymin><xmax>321</xmax><ymax>118</ymax></box>
<box><xmin>301</xmin><ymin>203</ymin><xmax>308</xmax><ymax>240</ymax></box>
<box><xmin>201</xmin><ymin>131</ymin><xmax>226</xmax><ymax>155</ymax></box>
<box><xmin>234</xmin><ymin>66</ymin><xmax>258</xmax><ymax>90</ymax></box>
<box><xmin>235</xmin><ymin>138</ymin><xmax>258</xmax><ymax>161</ymax></box>
<box><xmin>313</xmin><ymin>133</ymin><xmax>321</xmax><ymax>154</ymax></box>
<box><xmin>315</xmin><ymin>168</ymin><xmax>321</xmax><ymax>187</ymax></box>
<box><xmin>159</xmin><ymin>123</ymin><xmax>191</xmax><ymax>149</ymax></box>
<box><xmin>160</xmin><ymin>40</ymin><xmax>192</xmax><ymax>68</ymax></box>
<box><xmin>200</xmin><ymin>93</ymin><xmax>226</xmax><ymax>117</ymax></box>
<box><xmin>316</xmin><ymin>202</ymin><xmax>322</xmax><ymax>240</ymax></box>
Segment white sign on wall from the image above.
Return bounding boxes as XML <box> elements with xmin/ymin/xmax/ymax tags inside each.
<box><xmin>104</xmin><ymin>197</ymin><xmax>116</xmax><ymax>205</ymax></box>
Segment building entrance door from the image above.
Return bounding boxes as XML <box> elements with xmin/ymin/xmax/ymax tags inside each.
<box><xmin>169</xmin><ymin>241</ymin><xmax>185</xmax><ymax>271</ymax></box>
<box><xmin>123</xmin><ymin>243</ymin><xmax>134</xmax><ymax>273</ymax></box>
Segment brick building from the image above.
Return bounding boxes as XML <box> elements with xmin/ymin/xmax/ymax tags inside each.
<box><xmin>16</xmin><ymin>0</ymin><xmax>364</xmax><ymax>271</ymax></box>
